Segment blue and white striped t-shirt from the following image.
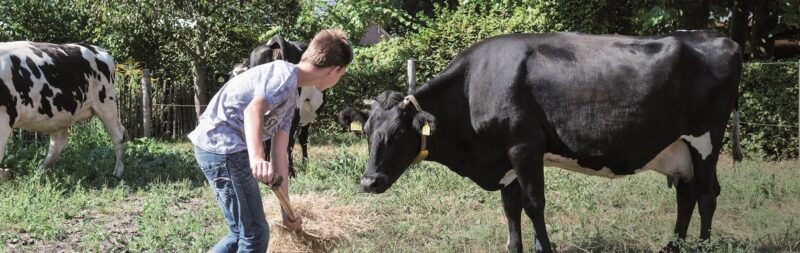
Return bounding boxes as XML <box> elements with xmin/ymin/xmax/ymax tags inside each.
<box><xmin>188</xmin><ymin>61</ymin><xmax>298</xmax><ymax>154</ymax></box>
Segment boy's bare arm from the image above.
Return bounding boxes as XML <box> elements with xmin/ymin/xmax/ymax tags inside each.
<box><xmin>270</xmin><ymin>130</ymin><xmax>290</xmax><ymax>190</ymax></box>
<box><xmin>271</xmin><ymin>129</ymin><xmax>304</xmax><ymax>229</ymax></box>
<box><xmin>244</xmin><ymin>96</ymin><xmax>271</xmax><ymax>183</ymax></box>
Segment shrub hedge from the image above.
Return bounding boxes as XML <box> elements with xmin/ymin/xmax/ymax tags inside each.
<box><xmin>735</xmin><ymin>62</ymin><xmax>799</xmax><ymax>160</ymax></box>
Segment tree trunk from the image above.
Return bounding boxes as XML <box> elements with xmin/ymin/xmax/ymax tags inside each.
<box><xmin>675</xmin><ymin>0</ymin><xmax>710</xmax><ymax>29</ymax></box>
<box><xmin>192</xmin><ymin>24</ymin><xmax>209</xmax><ymax>119</ymax></box>
<box><xmin>729</xmin><ymin>0</ymin><xmax>751</xmax><ymax>56</ymax></box>
<box><xmin>750</xmin><ymin>0</ymin><xmax>779</xmax><ymax>60</ymax></box>
<box><xmin>193</xmin><ymin>59</ymin><xmax>208</xmax><ymax>119</ymax></box>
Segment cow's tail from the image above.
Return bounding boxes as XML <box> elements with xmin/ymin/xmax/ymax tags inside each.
<box><xmin>731</xmin><ymin>103</ymin><xmax>743</xmax><ymax>162</ymax></box>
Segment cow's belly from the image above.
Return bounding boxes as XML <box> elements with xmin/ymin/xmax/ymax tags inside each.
<box><xmin>543</xmin><ymin>133</ymin><xmax>711</xmax><ymax>181</ymax></box>
<box><xmin>13</xmin><ymin>104</ymin><xmax>94</xmax><ymax>133</ymax></box>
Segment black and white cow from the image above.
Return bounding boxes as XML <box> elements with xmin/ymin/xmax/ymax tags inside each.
<box><xmin>0</xmin><ymin>42</ymin><xmax>125</xmax><ymax>178</ymax></box>
<box><xmin>228</xmin><ymin>34</ymin><xmax>323</xmax><ymax>176</ymax></box>
<box><xmin>338</xmin><ymin>30</ymin><xmax>743</xmax><ymax>252</ymax></box>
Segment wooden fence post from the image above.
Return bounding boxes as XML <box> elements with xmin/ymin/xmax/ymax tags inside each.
<box><xmin>407</xmin><ymin>59</ymin><xmax>416</xmax><ymax>95</ymax></box>
<box><xmin>141</xmin><ymin>69</ymin><xmax>152</xmax><ymax>138</ymax></box>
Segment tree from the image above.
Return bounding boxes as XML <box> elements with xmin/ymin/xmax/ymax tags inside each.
<box><xmin>639</xmin><ymin>0</ymin><xmax>799</xmax><ymax>60</ymax></box>
<box><xmin>0</xmin><ymin>0</ymin><xmax>94</xmax><ymax>43</ymax></box>
<box><xmin>99</xmin><ymin>0</ymin><xmax>271</xmax><ymax>118</ymax></box>
<box><xmin>750</xmin><ymin>0</ymin><xmax>780</xmax><ymax>59</ymax></box>
<box><xmin>674</xmin><ymin>0</ymin><xmax>711</xmax><ymax>29</ymax></box>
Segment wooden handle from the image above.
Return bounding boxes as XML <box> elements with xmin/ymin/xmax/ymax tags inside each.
<box><xmin>269</xmin><ymin>175</ymin><xmax>297</xmax><ymax>221</ymax></box>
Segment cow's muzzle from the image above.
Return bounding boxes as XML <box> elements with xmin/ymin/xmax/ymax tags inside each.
<box><xmin>360</xmin><ymin>174</ymin><xmax>390</xmax><ymax>194</ymax></box>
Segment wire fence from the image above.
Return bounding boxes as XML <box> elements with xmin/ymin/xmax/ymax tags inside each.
<box><xmin>7</xmin><ymin>60</ymin><xmax>800</xmax><ymax>159</ymax></box>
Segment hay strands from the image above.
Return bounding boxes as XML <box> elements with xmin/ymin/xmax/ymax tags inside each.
<box><xmin>269</xmin><ymin>175</ymin><xmax>322</xmax><ymax>239</ymax></box>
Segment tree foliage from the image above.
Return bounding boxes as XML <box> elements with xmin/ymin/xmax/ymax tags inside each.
<box><xmin>0</xmin><ymin>0</ymin><xmax>94</xmax><ymax>42</ymax></box>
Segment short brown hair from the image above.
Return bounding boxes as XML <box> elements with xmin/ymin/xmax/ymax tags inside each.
<box><xmin>301</xmin><ymin>29</ymin><xmax>353</xmax><ymax>68</ymax></box>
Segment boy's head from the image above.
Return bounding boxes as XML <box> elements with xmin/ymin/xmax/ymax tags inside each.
<box><xmin>301</xmin><ymin>29</ymin><xmax>352</xmax><ymax>90</ymax></box>
<box><xmin>301</xmin><ymin>29</ymin><xmax>353</xmax><ymax>68</ymax></box>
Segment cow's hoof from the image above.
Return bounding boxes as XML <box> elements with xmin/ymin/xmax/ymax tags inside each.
<box><xmin>0</xmin><ymin>169</ymin><xmax>14</xmax><ymax>182</ymax></box>
<box><xmin>660</xmin><ymin>241</ymin><xmax>681</xmax><ymax>253</ymax></box>
<box><xmin>506</xmin><ymin>246</ymin><xmax>522</xmax><ymax>253</ymax></box>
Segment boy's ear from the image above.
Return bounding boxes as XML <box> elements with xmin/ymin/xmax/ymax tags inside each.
<box><xmin>328</xmin><ymin>66</ymin><xmax>346</xmax><ymax>76</ymax></box>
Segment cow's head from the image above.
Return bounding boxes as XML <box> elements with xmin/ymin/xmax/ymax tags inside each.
<box><xmin>338</xmin><ymin>91</ymin><xmax>437</xmax><ymax>193</ymax></box>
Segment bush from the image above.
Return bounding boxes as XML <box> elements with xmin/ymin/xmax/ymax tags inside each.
<box><xmin>734</xmin><ymin>62</ymin><xmax>799</xmax><ymax>160</ymax></box>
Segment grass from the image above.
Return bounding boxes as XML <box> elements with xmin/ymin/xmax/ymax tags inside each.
<box><xmin>1</xmin><ymin>120</ymin><xmax>799</xmax><ymax>252</ymax></box>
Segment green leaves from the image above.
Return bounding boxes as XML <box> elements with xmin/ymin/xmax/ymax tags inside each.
<box><xmin>731</xmin><ymin>62</ymin><xmax>800</xmax><ymax>160</ymax></box>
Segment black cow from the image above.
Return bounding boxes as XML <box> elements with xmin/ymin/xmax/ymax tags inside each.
<box><xmin>0</xmin><ymin>42</ymin><xmax>125</xmax><ymax>177</ymax></box>
<box><xmin>338</xmin><ymin>30</ymin><xmax>743</xmax><ymax>252</ymax></box>
<box><xmin>229</xmin><ymin>34</ymin><xmax>321</xmax><ymax>176</ymax></box>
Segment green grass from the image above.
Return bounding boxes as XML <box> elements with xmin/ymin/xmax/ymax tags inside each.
<box><xmin>1</xmin><ymin>121</ymin><xmax>799</xmax><ymax>252</ymax></box>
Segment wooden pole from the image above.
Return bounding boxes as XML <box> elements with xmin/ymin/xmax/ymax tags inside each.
<box><xmin>141</xmin><ymin>69</ymin><xmax>152</xmax><ymax>138</ymax></box>
<box><xmin>407</xmin><ymin>59</ymin><xmax>417</xmax><ymax>95</ymax></box>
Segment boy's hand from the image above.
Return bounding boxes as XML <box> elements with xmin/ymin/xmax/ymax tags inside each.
<box><xmin>283</xmin><ymin>213</ymin><xmax>303</xmax><ymax>231</ymax></box>
<box><xmin>251</xmin><ymin>160</ymin><xmax>273</xmax><ymax>184</ymax></box>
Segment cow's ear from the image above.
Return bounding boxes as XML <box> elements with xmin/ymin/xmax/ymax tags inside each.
<box><xmin>375</xmin><ymin>91</ymin><xmax>404</xmax><ymax>109</ymax></box>
<box><xmin>266</xmin><ymin>34</ymin><xmax>285</xmax><ymax>49</ymax></box>
<box><xmin>266</xmin><ymin>34</ymin><xmax>286</xmax><ymax>61</ymax></box>
<box><xmin>412</xmin><ymin>111</ymin><xmax>436</xmax><ymax>136</ymax></box>
<box><xmin>338</xmin><ymin>108</ymin><xmax>368</xmax><ymax>132</ymax></box>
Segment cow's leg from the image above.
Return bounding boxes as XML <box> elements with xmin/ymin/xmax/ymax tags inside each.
<box><xmin>92</xmin><ymin>104</ymin><xmax>126</xmax><ymax>178</ymax></box>
<box><xmin>286</xmin><ymin>108</ymin><xmax>300</xmax><ymax>177</ymax></box>
<box><xmin>697</xmin><ymin>173</ymin><xmax>719</xmax><ymax>241</ymax></box>
<box><xmin>696</xmin><ymin>138</ymin><xmax>723</xmax><ymax>243</ymax></box>
<box><xmin>664</xmin><ymin>180</ymin><xmax>697</xmax><ymax>252</ymax></box>
<box><xmin>263</xmin><ymin>140</ymin><xmax>272</xmax><ymax>161</ymax></box>
<box><xmin>298</xmin><ymin>125</ymin><xmax>310</xmax><ymax>164</ymax></box>
<box><xmin>501</xmin><ymin>180</ymin><xmax>524</xmax><ymax>253</ymax></box>
<box><xmin>0</xmin><ymin>120</ymin><xmax>11</xmax><ymax>171</ymax></box>
<box><xmin>38</xmin><ymin>129</ymin><xmax>69</xmax><ymax>172</ymax></box>
<box><xmin>508</xmin><ymin>144</ymin><xmax>552</xmax><ymax>253</ymax></box>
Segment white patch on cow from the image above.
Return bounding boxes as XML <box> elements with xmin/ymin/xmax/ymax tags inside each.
<box><xmin>636</xmin><ymin>139</ymin><xmax>693</xmax><ymax>182</ymax></box>
<box><xmin>543</xmin><ymin>153</ymin><xmax>621</xmax><ymax>179</ymax></box>
<box><xmin>499</xmin><ymin>169</ymin><xmax>517</xmax><ymax>186</ymax></box>
<box><xmin>543</xmin><ymin>132</ymin><xmax>710</xmax><ymax>183</ymax></box>
<box><xmin>680</xmin><ymin>132</ymin><xmax>712</xmax><ymax>160</ymax></box>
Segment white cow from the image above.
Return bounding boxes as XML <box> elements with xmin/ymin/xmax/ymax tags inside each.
<box><xmin>0</xmin><ymin>41</ymin><xmax>125</xmax><ymax>177</ymax></box>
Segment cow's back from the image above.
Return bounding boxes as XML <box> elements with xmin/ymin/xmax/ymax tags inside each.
<box><xmin>0</xmin><ymin>41</ymin><xmax>115</xmax><ymax>132</ymax></box>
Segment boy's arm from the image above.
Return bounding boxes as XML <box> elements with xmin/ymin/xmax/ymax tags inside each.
<box><xmin>271</xmin><ymin>129</ymin><xmax>303</xmax><ymax>229</ymax></box>
<box><xmin>244</xmin><ymin>95</ymin><xmax>271</xmax><ymax>183</ymax></box>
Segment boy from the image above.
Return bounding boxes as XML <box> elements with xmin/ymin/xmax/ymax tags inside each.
<box><xmin>188</xmin><ymin>29</ymin><xmax>352</xmax><ymax>253</ymax></box>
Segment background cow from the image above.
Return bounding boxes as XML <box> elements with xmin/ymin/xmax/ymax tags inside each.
<box><xmin>228</xmin><ymin>34</ymin><xmax>324</xmax><ymax>176</ymax></box>
<box><xmin>0</xmin><ymin>41</ymin><xmax>125</xmax><ymax>178</ymax></box>
<box><xmin>339</xmin><ymin>30</ymin><xmax>743</xmax><ymax>252</ymax></box>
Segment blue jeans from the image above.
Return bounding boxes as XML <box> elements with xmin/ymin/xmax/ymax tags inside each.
<box><xmin>194</xmin><ymin>146</ymin><xmax>269</xmax><ymax>253</ymax></box>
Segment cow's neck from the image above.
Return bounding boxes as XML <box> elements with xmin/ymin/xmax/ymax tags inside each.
<box><xmin>412</xmin><ymin>72</ymin><xmax>472</xmax><ymax>171</ymax></box>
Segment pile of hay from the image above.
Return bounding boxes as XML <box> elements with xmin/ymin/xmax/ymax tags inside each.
<box><xmin>264</xmin><ymin>192</ymin><xmax>375</xmax><ymax>252</ymax></box>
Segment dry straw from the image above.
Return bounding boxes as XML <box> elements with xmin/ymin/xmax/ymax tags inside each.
<box><xmin>264</xmin><ymin>192</ymin><xmax>376</xmax><ymax>252</ymax></box>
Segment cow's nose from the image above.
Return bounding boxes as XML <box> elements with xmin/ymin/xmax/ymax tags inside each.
<box><xmin>360</xmin><ymin>175</ymin><xmax>388</xmax><ymax>193</ymax></box>
<box><xmin>360</xmin><ymin>176</ymin><xmax>377</xmax><ymax>192</ymax></box>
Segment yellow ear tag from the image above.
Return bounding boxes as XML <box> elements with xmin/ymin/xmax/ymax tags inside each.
<box><xmin>350</xmin><ymin>121</ymin><xmax>363</xmax><ymax>132</ymax></box>
<box><xmin>421</xmin><ymin>123</ymin><xmax>431</xmax><ymax>136</ymax></box>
